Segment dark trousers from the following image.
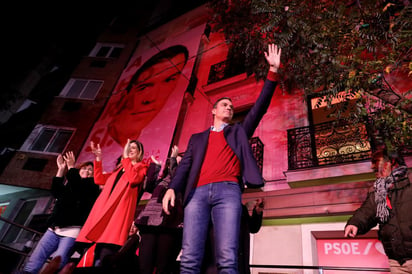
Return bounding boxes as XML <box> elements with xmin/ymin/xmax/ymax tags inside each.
<box><xmin>94</xmin><ymin>243</ymin><xmax>121</xmax><ymax>267</ymax></box>
<box><xmin>138</xmin><ymin>227</ymin><xmax>182</xmax><ymax>274</ymax></box>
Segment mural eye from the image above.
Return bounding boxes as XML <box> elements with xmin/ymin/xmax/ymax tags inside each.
<box><xmin>132</xmin><ymin>83</ymin><xmax>150</xmax><ymax>92</ymax></box>
<box><xmin>165</xmin><ymin>73</ymin><xmax>180</xmax><ymax>83</ymax></box>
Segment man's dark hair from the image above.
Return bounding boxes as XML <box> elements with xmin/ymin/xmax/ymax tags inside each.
<box><xmin>126</xmin><ymin>45</ymin><xmax>189</xmax><ymax>93</ymax></box>
<box><xmin>213</xmin><ymin>97</ymin><xmax>232</xmax><ymax>109</ymax></box>
<box><xmin>372</xmin><ymin>147</ymin><xmax>405</xmax><ymax>166</ymax></box>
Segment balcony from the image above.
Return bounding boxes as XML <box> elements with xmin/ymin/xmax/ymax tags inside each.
<box><xmin>207</xmin><ymin>59</ymin><xmax>246</xmax><ymax>85</ymax></box>
<box><xmin>287</xmin><ymin>120</ymin><xmax>372</xmax><ymax>170</ymax></box>
<box><xmin>250</xmin><ymin>136</ymin><xmax>264</xmax><ymax>174</ymax></box>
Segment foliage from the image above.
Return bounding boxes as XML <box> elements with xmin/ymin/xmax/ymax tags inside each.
<box><xmin>208</xmin><ymin>0</ymin><xmax>412</xmax><ymax>151</ymax></box>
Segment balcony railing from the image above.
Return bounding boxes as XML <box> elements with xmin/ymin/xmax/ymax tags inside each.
<box><xmin>250</xmin><ymin>137</ymin><xmax>264</xmax><ymax>174</ymax></box>
<box><xmin>287</xmin><ymin>120</ymin><xmax>372</xmax><ymax>170</ymax></box>
<box><xmin>0</xmin><ymin>216</ymin><xmax>44</xmax><ymax>273</ymax></box>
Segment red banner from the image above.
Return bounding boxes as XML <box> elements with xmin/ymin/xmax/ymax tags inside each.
<box><xmin>77</xmin><ymin>20</ymin><xmax>205</xmax><ymax>172</ymax></box>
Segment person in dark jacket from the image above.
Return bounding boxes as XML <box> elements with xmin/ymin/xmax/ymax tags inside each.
<box><xmin>344</xmin><ymin>147</ymin><xmax>412</xmax><ymax>273</ymax></box>
<box><xmin>23</xmin><ymin>151</ymin><xmax>100</xmax><ymax>274</ymax></box>
<box><xmin>238</xmin><ymin>198</ymin><xmax>264</xmax><ymax>274</ymax></box>
<box><xmin>135</xmin><ymin>145</ymin><xmax>183</xmax><ymax>274</ymax></box>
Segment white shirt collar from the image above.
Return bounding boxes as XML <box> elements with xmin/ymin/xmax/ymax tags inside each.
<box><xmin>210</xmin><ymin>123</ymin><xmax>228</xmax><ymax>132</ymax></box>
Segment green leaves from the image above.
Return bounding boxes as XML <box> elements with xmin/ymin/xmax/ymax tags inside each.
<box><xmin>208</xmin><ymin>0</ymin><xmax>412</xmax><ymax>150</ymax></box>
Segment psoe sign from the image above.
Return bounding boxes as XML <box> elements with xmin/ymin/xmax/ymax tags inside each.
<box><xmin>316</xmin><ymin>238</ymin><xmax>389</xmax><ymax>273</ymax></box>
<box><xmin>323</xmin><ymin>241</ymin><xmax>379</xmax><ymax>255</ymax></box>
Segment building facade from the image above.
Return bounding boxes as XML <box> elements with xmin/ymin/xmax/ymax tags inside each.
<box><xmin>0</xmin><ymin>3</ymin><xmax>411</xmax><ymax>273</ymax></box>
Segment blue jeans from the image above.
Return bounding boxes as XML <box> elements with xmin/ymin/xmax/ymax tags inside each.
<box><xmin>23</xmin><ymin>229</ymin><xmax>76</xmax><ymax>274</ymax></box>
<box><xmin>181</xmin><ymin>181</ymin><xmax>242</xmax><ymax>274</ymax></box>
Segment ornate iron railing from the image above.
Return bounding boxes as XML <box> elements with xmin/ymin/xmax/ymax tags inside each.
<box><xmin>250</xmin><ymin>136</ymin><xmax>264</xmax><ymax>174</ymax></box>
<box><xmin>287</xmin><ymin>120</ymin><xmax>372</xmax><ymax>170</ymax></box>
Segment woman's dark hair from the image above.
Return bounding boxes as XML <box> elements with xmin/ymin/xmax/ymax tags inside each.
<box><xmin>78</xmin><ymin>161</ymin><xmax>93</xmax><ymax>169</ymax></box>
<box><xmin>126</xmin><ymin>45</ymin><xmax>189</xmax><ymax>93</ymax></box>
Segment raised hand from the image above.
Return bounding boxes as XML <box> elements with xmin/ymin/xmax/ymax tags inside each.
<box><xmin>171</xmin><ymin>145</ymin><xmax>179</xmax><ymax>158</ymax></box>
<box><xmin>123</xmin><ymin>138</ymin><xmax>131</xmax><ymax>159</ymax></box>
<box><xmin>63</xmin><ymin>151</ymin><xmax>75</xmax><ymax>169</ymax></box>
<box><xmin>264</xmin><ymin>44</ymin><xmax>282</xmax><ymax>72</ymax></box>
<box><xmin>150</xmin><ymin>155</ymin><xmax>161</xmax><ymax>166</ymax></box>
<box><xmin>56</xmin><ymin>154</ymin><xmax>66</xmax><ymax>170</ymax></box>
<box><xmin>90</xmin><ymin>141</ymin><xmax>102</xmax><ymax>161</ymax></box>
<box><xmin>56</xmin><ymin>154</ymin><xmax>66</xmax><ymax>177</ymax></box>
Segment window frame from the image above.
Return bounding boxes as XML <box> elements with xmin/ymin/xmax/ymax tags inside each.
<box><xmin>59</xmin><ymin>78</ymin><xmax>103</xmax><ymax>100</ymax></box>
<box><xmin>88</xmin><ymin>42</ymin><xmax>124</xmax><ymax>58</ymax></box>
<box><xmin>0</xmin><ymin>196</ymin><xmax>53</xmax><ymax>250</ymax></box>
<box><xmin>20</xmin><ymin>125</ymin><xmax>75</xmax><ymax>155</ymax></box>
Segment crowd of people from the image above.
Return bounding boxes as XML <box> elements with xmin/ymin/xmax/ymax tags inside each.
<box><xmin>21</xmin><ymin>138</ymin><xmax>266</xmax><ymax>274</ymax></box>
<box><xmin>16</xmin><ymin>41</ymin><xmax>411</xmax><ymax>274</ymax></box>
<box><xmin>16</xmin><ymin>43</ymin><xmax>280</xmax><ymax>274</ymax></box>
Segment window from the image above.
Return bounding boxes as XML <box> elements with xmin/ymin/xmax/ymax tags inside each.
<box><xmin>309</xmin><ymin>91</ymin><xmax>360</xmax><ymax>125</ymax></box>
<box><xmin>291</xmin><ymin>92</ymin><xmax>372</xmax><ymax>167</ymax></box>
<box><xmin>89</xmin><ymin>43</ymin><xmax>124</xmax><ymax>58</ymax></box>
<box><xmin>0</xmin><ymin>197</ymin><xmax>52</xmax><ymax>251</ymax></box>
<box><xmin>21</xmin><ymin>125</ymin><xmax>75</xmax><ymax>154</ymax></box>
<box><xmin>59</xmin><ymin>78</ymin><xmax>103</xmax><ymax>100</ymax></box>
<box><xmin>1</xmin><ymin>200</ymin><xmax>36</xmax><ymax>244</ymax></box>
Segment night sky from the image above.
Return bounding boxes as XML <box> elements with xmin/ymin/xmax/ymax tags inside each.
<box><xmin>4</xmin><ymin>2</ymin><xmax>125</xmax><ymax>87</ymax></box>
<box><xmin>4</xmin><ymin>1</ymin><xmax>206</xmax><ymax>90</ymax></box>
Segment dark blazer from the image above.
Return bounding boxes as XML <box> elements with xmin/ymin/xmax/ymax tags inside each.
<box><xmin>48</xmin><ymin>168</ymin><xmax>101</xmax><ymax>228</ymax></box>
<box><xmin>169</xmin><ymin>78</ymin><xmax>278</xmax><ymax>204</ymax></box>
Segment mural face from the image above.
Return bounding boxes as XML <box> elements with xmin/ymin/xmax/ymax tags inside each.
<box><xmin>77</xmin><ymin>23</ymin><xmax>205</xmax><ymax>171</ymax></box>
<box><xmin>108</xmin><ymin>51</ymin><xmax>188</xmax><ymax>147</ymax></box>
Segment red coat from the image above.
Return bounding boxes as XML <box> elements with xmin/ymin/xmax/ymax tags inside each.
<box><xmin>76</xmin><ymin>158</ymin><xmax>147</xmax><ymax>246</ymax></box>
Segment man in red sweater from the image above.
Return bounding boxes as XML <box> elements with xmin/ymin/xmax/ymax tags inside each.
<box><xmin>163</xmin><ymin>44</ymin><xmax>281</xmax><ymax>274</ymax></box>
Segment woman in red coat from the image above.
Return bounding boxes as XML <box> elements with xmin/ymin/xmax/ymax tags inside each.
<box><xmin>75</xmin><ymin>139</ymin><xmax>148</xmax><ymax>267</ymax></box>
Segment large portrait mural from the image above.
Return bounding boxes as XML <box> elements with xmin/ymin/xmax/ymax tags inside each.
<box><xmin>77</xmin><ymin>23</ymin><xmax>205</xmax><ymax>172</ymax></box>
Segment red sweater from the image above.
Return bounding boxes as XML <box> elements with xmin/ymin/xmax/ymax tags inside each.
<box><xmin>196</xmin><ymin>131</ymin><xmax>241</xmax><ymax>187</ymax></box>
<box><xmin>267</xmin><ymin>70</ymin><xmax>279</xmax><ymax>82</ymax></box>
